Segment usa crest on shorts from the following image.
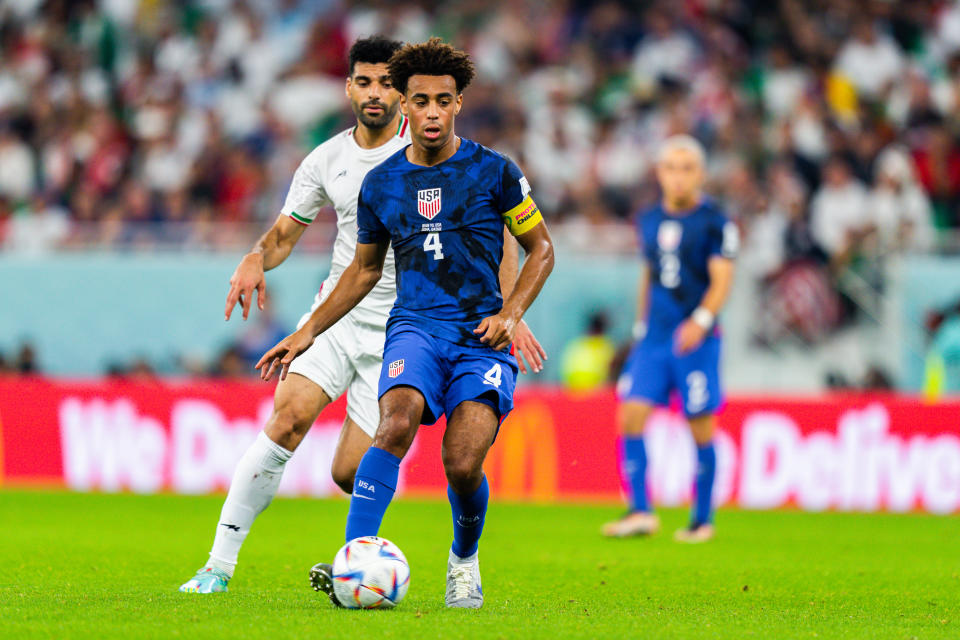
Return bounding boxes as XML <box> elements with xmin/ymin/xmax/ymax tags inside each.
<box><xmin>388</xmin><ymin>359</ymin><xmax>405</xmax><ymax>378</ymax></box>
<box><xmin>417</xmin><ymin>188</ymin><xmax>441</xmax><ymax>220</ymax></box>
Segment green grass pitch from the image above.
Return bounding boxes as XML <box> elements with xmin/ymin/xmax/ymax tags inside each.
<box><xmin>0</xmin><ymin>489</ymin><xmax>957</xmax><ymax>639</ymax></box>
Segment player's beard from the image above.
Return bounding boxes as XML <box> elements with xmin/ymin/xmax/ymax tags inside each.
<box><xmin>354</xmin><ymin>99</ymin><xmax>398</xmax><ymax>130</ymax></box>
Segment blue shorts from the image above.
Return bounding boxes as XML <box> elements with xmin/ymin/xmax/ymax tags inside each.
<box><xmin>379</xmin><ymin>322</ymin><xmax>518</xmax><ymax>425</ymax></box>
<box><xmin>617</xmin><ymin>333</ymin><xmax>723</xmax><ymax>417</ymax></box>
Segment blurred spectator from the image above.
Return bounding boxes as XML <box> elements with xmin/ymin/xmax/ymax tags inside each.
<box><xmin>0</xmin><ymin>128</ymin><xmax>34</xmax><ymax>201</ymax></box>
<box><xmin>834</xmin><ymin>19</ymin><xmax>904</xmax><ymax>100</ymax></box>
<box><xmin>911</xmin><ymin>124</ymin><xmax>960</xmax><ymax>228</ymax></box>
<box><xmin>14</xmin><ymin>342</ymin><xmax>39</xmax><ymax>375</ymax></box>
<box><xmin>810</xmin><ymin>156</ymin><xmax>869</xmax><ymax>265</ymax></box>
<box><xmin>3</xmin><ymin>193</ymin><xmax>69</xmax><ymax>253</ymax></box>
<box><xmin>560</xmin><ymin>311</ymin><xmax>616</xmax><ymax>392</ymax></box>
<box><xmin>211</xmin><ymin>344</ymin><xmax>252</xmax><ymax>378</ymax></box>
<box><xmin>234</xmin><ymin>303</ymin><xmax>289</xmax><ymax>368</ymax></box>
<box><xmin>867</xmin><ymin>146</ymin><xmax>935</xmax><ymax>253</ymax></box>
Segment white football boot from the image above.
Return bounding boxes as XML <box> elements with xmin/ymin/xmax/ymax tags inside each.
<box><xmin>445</xmin><ymin>550</ymin><xmax>483</xmax><ymax>608</ymax></box>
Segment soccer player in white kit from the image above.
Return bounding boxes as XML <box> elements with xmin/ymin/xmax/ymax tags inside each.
<box><xmin>179</xmin><ymin>36</ymin><xmax>544</xmax><ymax>594</ymax></box>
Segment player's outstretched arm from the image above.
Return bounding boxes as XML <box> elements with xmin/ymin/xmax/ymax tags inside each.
<box><xmin>255</xmin><ymin>239</ymin><xmax>390</xmax><ymax>381</ymax></box>
<box><xmin>225</xmin><ymin>215</ymin><xmax>308</xmax><ymax>321</ymax></box>
<box><xmin>498</xmin><ymin>228</ymin><xmax>546</xmax><ymax>373</ymax></box>
<box><xmin>675</xmin><ymin>256</ymin><xmax>735</xmax><ymax>354</ymax></box>
<box><xmin>476</xmin><ymin>223</ymin><xmax>555</xmax><ymax>351</ymax></box>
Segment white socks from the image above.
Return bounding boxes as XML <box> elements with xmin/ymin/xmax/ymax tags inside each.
<box><xmin>207</xmin><ymin>431</ymin><xmax>293</xmax><ymax>576</ymax></box>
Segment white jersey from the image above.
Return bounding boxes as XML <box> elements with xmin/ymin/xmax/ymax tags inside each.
<box><xmin>281</xmin><ymin>115</ymin><xmax>410</xmax><ymax>326</ymax></box>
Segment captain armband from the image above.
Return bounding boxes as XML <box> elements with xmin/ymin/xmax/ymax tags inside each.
<box><xmin>501</xmin><ymin>195</ymin><xmax>543</xmax><ymax>236</ymax></box>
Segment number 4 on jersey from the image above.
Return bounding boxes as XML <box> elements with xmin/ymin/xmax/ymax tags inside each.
<box><xmin>423</xmin><ymin>232</ymin><xmax>444</xmax><ymax>260</ymax></box>
<box><xmin>483</xmin><ymin>363</ymin><xmax>502</xmax><ymax>387</ymax></box>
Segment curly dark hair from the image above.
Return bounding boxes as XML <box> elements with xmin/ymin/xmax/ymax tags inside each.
<box><xmin>348</xmin><ymin>35</ymin><xmax>405</xmax><ymax>75</ymax></box>
<box><xmin>387</xmin><ymin>37</ymin><xmax>476</xmax><ymax>95</ymax></box>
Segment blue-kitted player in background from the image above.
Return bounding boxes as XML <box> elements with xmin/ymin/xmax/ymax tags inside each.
<box><xmin>603</xmin><ymin>135</ymin><xmax>737</xmax><ymax>543</ymax></box>
<box><xmin>255</xmin><ymin>38</ymin><xmax>554</xmax><ymax>607</ymax></box>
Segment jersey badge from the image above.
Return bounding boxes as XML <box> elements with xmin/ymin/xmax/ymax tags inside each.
<box><xmin>388</xmin><ymin>359</ymin><xmax>405</xmax><ymax>378</ymax></box>
<box><xmin>657</xmin><ymin>220</ymin><xmax>683</xmax><ymax>251</ymax></box>
<box><xmin>417</xmin><ymin>188</ymin><xmax>442</xmax><ymax>220</ymax></box>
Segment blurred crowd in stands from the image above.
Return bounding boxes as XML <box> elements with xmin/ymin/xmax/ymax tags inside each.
<box><xmin>4</xmin><ymin>0</ymin><xmax>960</xmax><ymax>359</ymax></box>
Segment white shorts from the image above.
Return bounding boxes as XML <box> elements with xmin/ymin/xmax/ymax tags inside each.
<box><xmin>287</xmin><ymin>309</ymin><xmax>386</xmax><ymax>438</ymax></box>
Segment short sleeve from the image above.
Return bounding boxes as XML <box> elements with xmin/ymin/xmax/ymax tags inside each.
<box><xmin>356</xmin><ymin>180</ymin><xmax>390</xmax><ymax>244</ymax></box>
<box><xmin>280</xmin><ymin>154</ymin><xmax>331</xmax><ymax>226</ymax></box>
<box><xmin>708</xmin><ymin>214</ymin><xmax>739</xmax><ymax>260</ymax></box>
<box><xmin>499</xmin><ymin>156</ymin><xmax>543</xmax><ymax>236</ymax></box>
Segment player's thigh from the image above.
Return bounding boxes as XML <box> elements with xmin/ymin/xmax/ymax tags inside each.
<box><xmin>444</xmin><ymin>348</ymin><xmax>518</xmax><ymax>425</ymax></box>
<box><xmin>673</xmin><ymin>335</ymin><xmax>723</xmax><ymax>418</ymax></box>
<box><xmin>616</xmin><ymin>338</ymin><xmax>672</xmax><ymax>412</ymax></box>
<box><xmin>378</xmin><ymin>324</ymin><xmax>448</xmax><ymax>425</ymax></box>
<box><xmin>330</xmin><ymin>416</ymin><xmax>374</xmax><ymax>492</ymax></box>
<box><xmin>285</xmin><ymin>323</ymin><xmax>354</xmax><ymax>407</ymax></box>
<box><xmin>443</xmin><ymin>400</ymin><xmax>499</xmax><ymax>492</ymax></box>
<box><xmin>344</xmin><ymin>321</ymin><xmax>386</xmax><ymax>439</ymax></box>
<box><xmin>263</xmin><ymin>373</ymin><xmax>332</xmax><ymax>451</ymax></box>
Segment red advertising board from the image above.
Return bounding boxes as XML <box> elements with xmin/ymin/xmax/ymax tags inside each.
<box><xmin>1</xmin><ymin>378</ymin><xmax>959</xmax><ymax>513</ymax></box>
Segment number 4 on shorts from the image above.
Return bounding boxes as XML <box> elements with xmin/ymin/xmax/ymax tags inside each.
<box><xmin>483</xmin><ymin>363</ymin><xmax>502</xmax><ymax>387</ymax></box>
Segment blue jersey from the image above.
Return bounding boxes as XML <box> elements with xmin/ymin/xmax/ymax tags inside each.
<box><xmin>636</xmin><ymin>198</ymin><xmax>737</xmax><ymax>339</ymax></box>
<box><xmin>356</xmin><ymin>138</ymin><xmax>535</xmax><ymax>346</ymax></box>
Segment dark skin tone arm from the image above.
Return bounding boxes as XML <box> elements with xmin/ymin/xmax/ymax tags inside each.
<box><xmin>474</xmin><ymin>222</ymin><xmax>555</xmax><ymax>351</ymax></box>
<box><xmin>255</xmin><ymin>238</ymin><xmax>390</xmax><ymax>381</ymax></box>
<box><xmin>224</xmin><ymin>215</ymin><xmax>307</xmax><ymax>321</ymax></box>
<box><xmin>499</xmin><ymin>228</ymin><xmax>547</xmax><ymax>373</ymax></box>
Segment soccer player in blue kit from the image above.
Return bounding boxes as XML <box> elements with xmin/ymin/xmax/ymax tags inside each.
<box><xmin>603</xmin><ymin>135</ymin><xmax>737</xmax><ymax>543</ymax></box>
<box><xmin>255</xmin><ymin>38</ymin><xmax>554</xmax><ymax>608</ymax></box>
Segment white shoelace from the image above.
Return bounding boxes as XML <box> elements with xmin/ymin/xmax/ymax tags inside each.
<box><xmin>449</xmin><ymin>563</ymin><xmax>475</xmax><ymax>600</ymax></box>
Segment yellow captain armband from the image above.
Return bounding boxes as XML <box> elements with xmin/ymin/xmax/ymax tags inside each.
<box><xmin>502</xmin><ymin>195</ymin><xmax>543</xmax><ymax>236</ymax></box>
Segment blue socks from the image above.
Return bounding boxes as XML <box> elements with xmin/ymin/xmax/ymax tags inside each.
<box><xmin>693</xmin><ymin>442</ymin><xmax>717</xmax><ymax>525</ymax></box>
<box><xmin>448</xmin><ymin>475</ymin><xmax>489</xmax><ymax>559</ymax></box>
<box><xmin>345</xmin><ymin>447</ymin><xmax>400</xmax><ymax>542</ymax></box>
<box><xmin>622</xmin><ymin>436</ymin><xmax>650</xmax><ymax>513</ymax></box>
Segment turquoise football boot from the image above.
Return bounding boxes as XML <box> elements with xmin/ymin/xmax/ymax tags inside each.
<box><xmin>178</xmin><ymin>567</ymin><xmax>230</xmax><ymax>593</ymax></box>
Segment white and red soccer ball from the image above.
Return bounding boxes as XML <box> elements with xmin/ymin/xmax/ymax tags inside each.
<box><xmin>332</xmin><ymin>536</ymin><xmax>410</xmax><ymax>609</ymax></box>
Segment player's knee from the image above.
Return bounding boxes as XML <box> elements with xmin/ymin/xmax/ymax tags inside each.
<box><xmin>441</xmin><ymin>452</ymin><xmax>483</xmax><ymax>493</ymax></box>
<box><xmin>373</xmin><ymin>412</ymin><xmax>417</xmax><ymax>457</ymax></box>
<box><xmin>266</xmin><ymin>397</ymin><xmax>316</xmax><ymax>449</ymax></box>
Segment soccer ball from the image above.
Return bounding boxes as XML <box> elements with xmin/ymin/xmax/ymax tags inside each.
<box><xmin>332</xmin><ymin>536</ymin><xmax>410</xmax><ymax>609</ymax></box>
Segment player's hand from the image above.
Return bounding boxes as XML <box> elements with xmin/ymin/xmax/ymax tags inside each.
<box><xmin>674</xmin><ymin>319</ymin><xmax>707</xmax><ymax>355</ymax></box>
<box><xmin>225</xmin><ymin>253</ymin><xmax>267</xmax><ymax>321</ymax></box>
<box><xmin>255</xmin><ymin>328</ymin><xmax>315</xmax><ymax>381</ymax></box>
<box><xmin>474</xmin><ymin>311</ymin><xmax>519</xmax><ymax>352</ymax></box>
<box><xmin>513</xmin><ymin>319</ymin><xmax>546</xmax><ymax>374</ymax></box>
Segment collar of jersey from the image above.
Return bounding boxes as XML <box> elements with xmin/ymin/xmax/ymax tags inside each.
<box><xmin>401</xmin><ymin>136</ymin><xmax>469</xmax><ymax>169</ymax></box>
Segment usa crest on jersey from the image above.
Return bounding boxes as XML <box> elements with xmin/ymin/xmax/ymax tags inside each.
<box><xmin>657</xmin><ymin>220</ymin><xmax>683</xmax><ymax>251</ymax></box>
<box><xmin>388</xmin><ymin>359</ymin><xmax>405</xmax><ymax>378</ymax></box>
<box><xmin>417</xmin><ymin>188</ymin><xmax>441</xmax><ymax>220</ymax></box>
